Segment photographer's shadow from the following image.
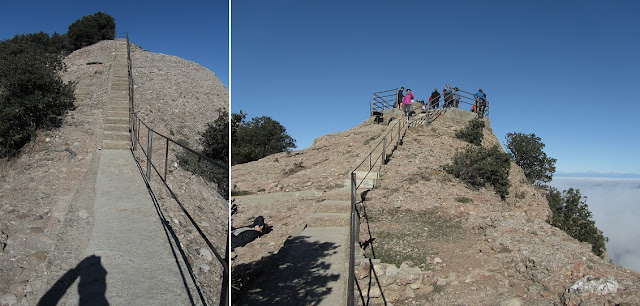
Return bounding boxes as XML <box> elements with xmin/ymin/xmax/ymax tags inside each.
<box><xmin>38</xmin><ymin>255</ymin><xmax>109</xmax><ymax>306</ymax></box>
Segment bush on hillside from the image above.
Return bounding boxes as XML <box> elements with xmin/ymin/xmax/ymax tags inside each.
<box><xmin>455</xmin><ymin>117</ymin><xmax>485</xmax><ymax>146</ymax></box>
<box><xmin>546</xmin><ymin>186</ymin><xmax>608</xmax><ymax>258</ymax></box>
<box><xmin>505</xmin><ymin>132</ymin><xmax>557</xmax><ymax>185</ymax></box>
<box><xmin>176</xmin><ymin>110</ymin><xmax>229</xmax><ymax>198</ymax></box>
<box><xmin>232</xmin><ymin>111</ymin><xmax>296</xmax><ymax>165</ymax></box>
<box><xmin>202</xmin><ymin>109</ymin><xmax>229</xmax><ymax>164</ymax></box>
<box><xmin>0</xmin><ymin>33</ymin><xmax>75</xmax><ymax>158</ymax></box>
<box><xmin>67</xmin><ymin>12</ymin><xmax>116</xmax><ymax>51</ymax></box>
<box><xmin>444</xmin><ymin>145</ymin><xmax>511</xmax><ymax>200</ymax></box>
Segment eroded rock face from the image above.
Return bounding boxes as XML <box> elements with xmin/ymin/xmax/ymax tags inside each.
<box><xmin>0</xmin><ymin>39</ymin><xmax>228</xmax><ymax>305</ymax></box>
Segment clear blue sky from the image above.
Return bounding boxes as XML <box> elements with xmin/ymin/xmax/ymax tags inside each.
<box><xmin>231</xmin><ymin>0</ymin><xmax>640</xmax><ymax>174</ymax></box>
<box><xmin>0</xmin><ymin>0</ymin><xmax>229</xmax><ymax>86</ymax></box>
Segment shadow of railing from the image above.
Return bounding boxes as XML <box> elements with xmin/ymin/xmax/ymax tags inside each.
<box><xmin>232</xmin><ymin>236</ymin><xmax>340</xmax><ymax>305</ymax></box>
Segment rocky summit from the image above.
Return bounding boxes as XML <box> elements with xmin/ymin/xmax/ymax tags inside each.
<box><xmin>231</xmin><ymin>108</ymin><xmax>639</xmax><ymax>305</ymax></box>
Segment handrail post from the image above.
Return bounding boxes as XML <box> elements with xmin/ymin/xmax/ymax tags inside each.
<box><xmin>164</xmin><ymin>138</ymin><xmax>169</xmax><ymax>182</ymax></box>
<box><xmin>147</xmin><ymin>129</ymin><xmax>153</xmax><ymax>180</ymax></box>
<box><xmin>383</xmin><ymin>137</ymin><xmax>387</xmax><ymax>165</ymax></box>
<box><xmin>348</xmin><ymin>172</ymin><xmax>357</xmax><ymax>306</ymax></box>
<box><xmin>132</xmin><ymin>113</ymin><xmax>137</xmax><ymax>151</ymax></box>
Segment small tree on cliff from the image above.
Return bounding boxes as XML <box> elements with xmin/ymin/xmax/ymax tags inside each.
<box><xmin>232</xmin><ymin>112</ymin><xmax>295</xmax><ymax>165</ymax></box>
<box><xmin>504</xmin><ymin>132</ymin><xmax>556</xmax><ymax>185</ymax></box>
<box><xmin>546</xmin><ymin>187</ymin><xmax>608</xmax><ymax>258</ymax></box>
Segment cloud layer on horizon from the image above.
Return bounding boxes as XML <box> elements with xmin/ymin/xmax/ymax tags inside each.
<box><xmin>550</xmin><ymin>177</ymin><xmax>640</xmax><ymax>273</ymax></box>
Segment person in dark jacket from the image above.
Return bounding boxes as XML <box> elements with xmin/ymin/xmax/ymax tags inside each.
<box><xmin>429</xmin><ymin>88</ymin><xmax>440</xmax><ymax>110</ymax></box>
<box><xmin>443</xmin><ymin>84</ymin><xmax>453</xmax><ymax>108</ymax></box>
<box><xmin>231</xmin><ymin>216</ymin><xmax>266</xmax><ymax>250</ymax></box>
<box><xmin>396</xmin><ymin>87</ymin><xmax>404</xmax><ymax>108</ymax></box>
<box><xmin>474</xmin><ymin>89</ymin><xmax>487</xmax><ymax>118</ymax></box>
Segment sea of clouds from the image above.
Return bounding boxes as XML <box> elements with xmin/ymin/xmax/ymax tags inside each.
<box><xmin>550</xmin><ymin>177</ymin><xmax>640</xmax><ymax>273</ymax></box>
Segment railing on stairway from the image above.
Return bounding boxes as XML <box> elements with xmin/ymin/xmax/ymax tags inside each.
<box><xmin>348</xmin><ymin>115</ymin><xmax>407</xmax><ymax>306</ymax></box>
<box><xmin>349</xmin><ymin>87</ymin><xmax>476</xmax><ymax>304</ymax></box>
<box><xmin>122</xmin><ymin>33</ymin><xmax>229</xmax><ymax>306</ymax></box>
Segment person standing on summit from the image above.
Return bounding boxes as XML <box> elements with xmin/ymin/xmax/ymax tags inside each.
<box><xmin>429</xmin><ymin>88</ymin><xmax>440</xmax><ymax>110</ymax></box>
<box><xmin>474</xmin><ymin>89</ymin><xmax>487</xmax><ymax>118</ymax></box>
<box><xmin>396</xmin><ymin>86</ymin><xmax>404</xmax><ymax>108</ymax></box>
<box><xmin>402</xmin><ymin>88</ymin><xmax>414</xmax><ymax>122</ymax></box>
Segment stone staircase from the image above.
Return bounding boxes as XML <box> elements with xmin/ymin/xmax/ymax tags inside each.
<box><xmin>102</xmin><ymin>40</ymin><xmax>131</xmax><ymax>150</ymax></box>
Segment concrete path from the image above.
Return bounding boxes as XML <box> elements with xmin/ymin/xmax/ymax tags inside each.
<box><xmin>241</xmin><ymin>227</ymin><xmax>348</xmax><ymax>306</ymax></box>
<box><xmin>60</xmin><ymin>150</ymin><xmax>193</xmax><ymax>305</ymax></box>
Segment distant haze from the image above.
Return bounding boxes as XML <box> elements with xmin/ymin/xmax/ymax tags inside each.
<box><xmin>549</xmin><ymin>177</ymin><xmax>640</xmax><ymax>273</ymax></box>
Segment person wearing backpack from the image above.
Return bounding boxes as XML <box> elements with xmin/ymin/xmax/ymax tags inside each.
<box><xmin>231</xmin><ymin>216</ymin><xmax>267</xmax><ymax>250</ymax></box>
<box><xmin>429</xmin><ymin>88</ymin><xmax>440</xmax><ymax>110</ymax></box>
<box><xmin>474</xmin><ymin>89</ymin><xmax>487</xmax><ymax>118</ymax></box>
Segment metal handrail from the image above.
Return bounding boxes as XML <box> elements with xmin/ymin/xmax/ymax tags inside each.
<box><xmin>348</xmin><ymin>88</ymin><xmax>468</xmax><ymax>304</ymax></box>
<box><xmin>123</xmin><ymin>34</ymin><xmax>229</xmax><ymax>306</ymax></box>
<box><xmin>348</xmin><ymin>114</ymin><xmax>408</xmax><ymax>305</ymax></box>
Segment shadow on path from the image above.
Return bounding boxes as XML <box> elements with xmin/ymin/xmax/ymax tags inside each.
<box><xmin>38</xmin><ymin>255</ymin><xmax>109</xmax><ymax>306</ymax></box>
<box><xmin>232</xmin><ymin>235</ymin><xmax>340</xmax><ymax>305</ymax></box>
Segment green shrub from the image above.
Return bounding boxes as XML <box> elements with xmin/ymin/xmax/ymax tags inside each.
<box><xmin>444</xmin><ymin>145</ymin><xmax>511</xmax><ymax>200</ymax></box>
<box><xmin>455</xmin><ymin>118</ymin><xmax>485</xmax><ymax>146</ymax></box>
<box><xmin>67</xmin><ymin>12</ymin><xmax>115</xmax><ymax>51</ymax></box>
<box><xmin>505</xmin><ymin>132</ymin><xmax>556</xmax><ymax>185</ymax></box>
<box><xmin>546</xmin><ymin>187</ymin><xmax>607</xmax><ymax>258</ymax></box>
<box><xmin>175</xmin><ymin>110</ymin><xmax>229</xmax><ymax>198</ymax></box>
<box><xmin>0</xmin><ymin>33</ymin><xmax>75</xmax><ymax>158</ymax></box>
<box><xmin>232</xmin><ymin>111</ymin><xmax>295</xmax><ymax>165</ymax></box>
<box><xmin>455</xmin><ymin>197</ymin><xmax>473</xmax><ymax>203</ymax></box>
<box><xmin>202</xmin><ymin>109</ymin><xmax>229</xmax><ymax>164</ymax></box>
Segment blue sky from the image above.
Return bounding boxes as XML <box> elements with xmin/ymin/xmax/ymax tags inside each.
<box><xmin>231</xmin><ymin>0</ymin><xmax>640</xmax><ymax>174</ymax></box>
<box><xmin>0</xmin><ymin>0</ymin><xmax>229</xmax><ymax>86</ymax></box>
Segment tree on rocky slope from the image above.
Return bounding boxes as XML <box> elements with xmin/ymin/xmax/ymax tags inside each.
<box><xmin>546</xmin><ymin>186</ymin><xmax>608</xmax><ymax>258</ymax></box>
<box><xmin>0</xmin><ymin>33</ymin><xmax>75</xmax><ymax>158</ymax></box>
<box><xmin>505</xmin><ymin>132</ymin><xmax>556</xmax><ymax>185</ymax></box>
<box><xmin>67</xmin><ymin>12</ymin><xmax>116</xmax><ymax>51</ymax></box>
<box><xmin>231</xmin><ymin>112</ymin><xmax>295</xmax><ymax>165</ymax></box>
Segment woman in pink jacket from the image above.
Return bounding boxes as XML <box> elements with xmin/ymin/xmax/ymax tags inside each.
<box><xmin>401</xmin><ymin>88</ymin><xmax>415</xmax><ymax>120</ymax></box>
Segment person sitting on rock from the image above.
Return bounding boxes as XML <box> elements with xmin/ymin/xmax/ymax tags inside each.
<box><xmin>231</xmin><ymin>216</ymin><xmax>268</xmax><ymax>250</ymax></box>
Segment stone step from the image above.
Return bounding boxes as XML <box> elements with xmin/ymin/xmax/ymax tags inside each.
<box><xmin>343</xmin><ymin>170</ymin><xmax>379</xmax><ymax>188</ymax></box>
<box><xmin>315</xmin><ymin>201</ymin><xmax>351</xmax><ymax>214</ymax></box>
<box><xmin>307</xmin><ymin>213</ymin><xmax>350</xmax><ymax>227</ymax></box>
<box><xmin>104</xmin><ymin>124</ymin><xmax>129</xmax><ymax>133</ymax></box>
<box><xmin>107</xmin><ymin>111</ymin><xmax>130</xmax><ymax>118</ymax></box>
<box><xmin>344</xmin><ymin>178</ymin><xmax>376</xmax><ymax>189</ymax></box>
<box><xmin>103</xmin><ymin>131</ymin><xmax>130</xmax><ymax>141</ymax></box>
<box><xmin>322</xmin><ymin>186</ymin><xmax>371</xmax><ymax>202</ymax></box>
<box><xmin>105</xmin><ymin>117</ymin><xmax>129</xmax><ymax>125</ymax></box>
<box><xmin>108</xmin><ymin>105</ymin><xmax>129</xmax><ymax>113</ymax></box>
<box><xmin>101</xmin><ymin>140</ymin><xmax>130</xmax><ymax>150</ymax></box>
<box><xmin>108</xmin><ymin>101</ymin><xmax>129</xmax><ymax>109</ymax></box>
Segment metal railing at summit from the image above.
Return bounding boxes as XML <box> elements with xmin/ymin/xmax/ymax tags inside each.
<box><xmin>120</xmin><ymin>33</ymin><xmax>229</xmax><ymax>306</ymax></box>
<box><xmin>371</xmin><ymin>87</ymin><xmax>490</xmax><ymax>118</ymax></box>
